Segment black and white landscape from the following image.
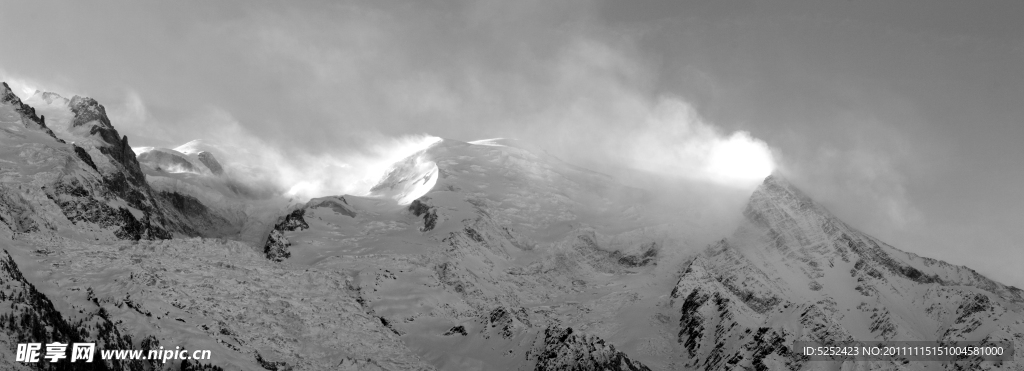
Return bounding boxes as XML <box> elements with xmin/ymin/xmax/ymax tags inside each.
<box><xmin>1</xmin><ymin>2</ymin><xmax>1023</xmax><ymax>370</ymax></box>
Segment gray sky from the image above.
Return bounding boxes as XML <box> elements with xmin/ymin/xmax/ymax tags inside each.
<box><xmin>1</xmin><ymin>0</ymin><xmax>1022</xmax><ymax>288</ymax></box>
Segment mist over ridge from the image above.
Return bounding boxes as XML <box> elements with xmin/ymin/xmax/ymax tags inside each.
<box><xmin>1</xmin><ymin>2</ymin><xmax>1023</xmax><ymax>369</ymax></box>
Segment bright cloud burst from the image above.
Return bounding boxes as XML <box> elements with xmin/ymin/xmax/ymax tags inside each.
<box><xmin>624</xmin><ymin>98</ymin><xmax>776</xmax><ymax>188</ymax></box>
<box><xmin>706</xmin><ymin>131</ymin><xmax>776</xmax><ymax>184</ymax></box>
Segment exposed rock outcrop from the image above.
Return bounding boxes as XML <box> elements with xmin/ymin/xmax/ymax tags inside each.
<box><xmin>263</xmin><ymin>208</ymin><xmax>309</xmax><ymax>261</ymax></box>
<box><xmin>409</xmin><ymin>199</ymin><xmax>437</xmax><ymax>231</ymax></box>
<box><xmin>196</xmin><ymin>151</ymin><xmax>224</xmax><ymax>175</ymax></box>
<box><xmin>533</xmin><ymin>326</ymin><xmax>652</xmax><ymax>371</ymax></box>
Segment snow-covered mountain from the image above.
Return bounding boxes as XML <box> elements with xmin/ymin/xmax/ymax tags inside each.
<box><xmin>1</xmin><ymin>83</ymin><xmax>172</xmax><ymax>240</ymax></box>
<box><xmin>1</xmin><ymin>81</ymin><xmax>1021</xmax><ymax>370</ymax></box>
<box><xmin>259</xmin><ymin>138</ymin><xmax>1024</xmax><ymax>370</ymax></box>
<box><xmin>132</xmin><ymin>140</ymin><xmax>226</xmax><ymax>177</ymax></box>
<box><xmin>668</xmin><ymin>176</ymin><xmax>1024</xmax><ymax>370</ymax></box>
<box><xmin>173</xmin><ymin>139</ymin><xmax>226</xmax><ymax>175</ymax></box>
<box><xmin>261</xmin><ymin>138</ymin><xmax>673</xmax><ymax>370</ymax></box>
<box><xmin>132</xmin><ymin>139</ymin><xmax>290</xmax><ymax>243</ymax></box>
<box><xmin>1</xmin><ymin>84</ymin><xmax>277</xmax><ymax>242</ymax></box>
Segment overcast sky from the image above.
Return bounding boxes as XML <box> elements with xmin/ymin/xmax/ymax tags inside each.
<box><xmin>1</xmin><ymin>0</ymin><xmax>1022</xmax><ymax>288</ymax></box>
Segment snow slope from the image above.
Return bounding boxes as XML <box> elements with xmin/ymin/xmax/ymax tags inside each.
<box><xmin>263</xmin><ymin>138</ymin><xmax>724</xmax><ymax>370</ymax></box>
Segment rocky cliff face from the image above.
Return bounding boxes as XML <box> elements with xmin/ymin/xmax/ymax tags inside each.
<box><xmin>533</xmin><ymin>326</ymin><xmax>652</xmax><ymax>371</ymax></box>
<box><xmin>66</xmin><ymin>96</ymin><xmax>158</xmax><ymax>212</ymax></box>
<box><xmin>263</xmin><ymin>208</ymin><xmax>310</xmax><ymax>261</ymax></box>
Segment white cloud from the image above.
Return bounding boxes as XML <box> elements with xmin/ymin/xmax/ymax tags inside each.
<box><xmin>622</xmin><ymin>98</ymin><xmax>776</xmax><ymax>187</ymax></box>
<box><xmin>176</xmin><ymin>107</ymin><xmax>441</xmax><ymax>201</ymax></box>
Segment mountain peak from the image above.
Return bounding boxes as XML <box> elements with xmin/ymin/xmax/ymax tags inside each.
<box><xmin>742</xmin><ymin>174</ymin><xmax>840</xmax><ymax>251</ymax></box>
<box><xmin>758</xmin><ymin>173</ymin><xmax>803</xmax><ymax>197</ymax></box>
<box><xmin>673</xmin><ymin>173</ymin><xmax>1024</xmax><ymax>369</ymax></box>
<box><xmin>748</xmin><ymin>174</ymin><xmax>819</xmax><ymax>214</ymax></box>
<box><xmin>1</xmin><ymin>82</ymin><xmax>20</xmax><ymax>105</ymax></box>
<box><xmin>68</xmin><ymin>95</ymin><xmax>113</xmax><ymax>128</ymax></box>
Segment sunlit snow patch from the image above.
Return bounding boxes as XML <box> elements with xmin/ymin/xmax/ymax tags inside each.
<box><xmin>397</xmin><ymin>159</ymin><xmax>438</xmax><ymax>204</ymax></box>
<box><xmin>173</xmin><ymin>139</ymin><xmax>223</xmax><ymax>156</ymax></box>
<box><xmin>359</xmin><ymin>136</ymin><xmax>444</xmax><ymax>205</ymax></box>
<box><xmin>369</xmin><ymin>153</ymin><xmax>439</xmax><ymax>205</ymax></box>
<box><xmin>132</xmin><ymin>146</ymin><xmax>156</xmax><ymax>155</ymax></box>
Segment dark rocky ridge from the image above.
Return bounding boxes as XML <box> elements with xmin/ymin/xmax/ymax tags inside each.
<box><xmin>46</xmin><ymin>178</ymin><xmax>170</xmax><ymax>240</ymax></box>
<box><xmin>263</xmin><ymin>208</ymin><xmax>309</xmax><ymax>261</ymax></box>
<box><xmin>74</xmin><ymin>144</ymin><xmax>99</xmax><ymax>171</ymax></box>
<box><xmin>533</xmin><ymin>326</ymin><xmax>652</xmax><ymax>371</ymax></box>
<box><xmin>69</xmin><ymin>95</ymin><xmax>149</xmax><ymax>188</ymax></box>
<box><xmin>307</xmin><ymin>196</ymin><xmax>357</xmax><ymax>218</ymax></box>
<box><xmin>409</xmin><ymin>199</ymin><xmax>437</xmax><ymax>231</ymax></box>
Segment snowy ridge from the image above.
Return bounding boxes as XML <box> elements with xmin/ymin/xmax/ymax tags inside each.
<box><xmin>134</xmin><ymin>141</ymin><xmax>226</xmax><ymax>176</ymax></box>
<box><xmin>668</xmin><ymin>175</ymin><xmax>1024</xmax><ymax>370</ymax></box>
<box><xmin>173</xmin><ymin>140</ymin><xmax>226</xmax><ymax>175</ymax></box>
<box><xmin>135</xmin><ymin>147</ymin><xmax>208</xmax><ymax>174</ymax></box>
